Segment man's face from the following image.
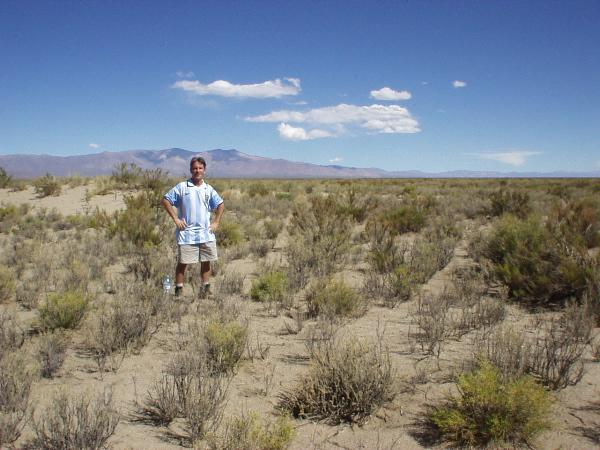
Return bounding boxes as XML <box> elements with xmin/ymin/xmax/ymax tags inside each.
<box><xmin>190</xmin><ymin>161</ymin><xmax>205</xmax><ymax>182</ymax></box>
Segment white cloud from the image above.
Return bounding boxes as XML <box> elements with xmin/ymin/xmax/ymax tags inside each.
<box><xmin>277</xmin><ymin>123</ymin><xmax>335</xmax><ymax>141</ymax></box>
<box><xmin>370</xmin><ymin>87</ymin><xmax>412</xmax><ymax>101</ymax></box>
<box><xmin>329</xmin><ymin>157</ymin><xmax>343</xmax><ymax>163</ymax></box>
<box><xmin>89</xmin><ymin>143</ymin><xmax>100</xmax><ymax>149</ymax></box>
<box><xmin>172</xmin><ymin>77</ymin><xmax>301</xmax><ymax>98</ymax></box>
<box><xmin>470</xmin><ymin>150</ymin><xmax>541</xmax><ymax>166</ymax></box>
<box><xmin>247</xmin><ymin>103</ymin><xmax>420</xmax><ymax>139</ymax></box>
<box><xmin>176</xmin><ymin>71</ymin><xmax>195</xmax><ymax>78</ymax></box>
<box><xmin>453</xmin><ymin>80</ymin><xmax>467</xmax><ymax>88</ymax></box>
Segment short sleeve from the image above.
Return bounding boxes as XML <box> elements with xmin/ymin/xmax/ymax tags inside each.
<box><xmin>164</xmin><ymin>184</ymin><xmax>182</xmax><ymax>207</ymax></box>
<box><xmin>208</xmin><ymin>187</ymin><xmax>223</xmax><ymax>211</ymax></box>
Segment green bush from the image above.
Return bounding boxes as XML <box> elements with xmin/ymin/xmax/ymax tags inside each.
<box><xmin>279</xmin><ymin>337</ymin><xmax>394</xmax><ymax>424</ymax></box>
<box><xmin>204</xmin><ymin>319</ymin><xmax>248</xmax><ymax>373</ymax></box>
<box><xmin>305</xmin><ymin>278</ymin><xmax>366</xmax><ymax>319</ymax></box>
<box><xmin>105</xmin><ymin>192</ymin><xmax>164</xmax><ymax>248</ymax></box>
<box><xmin>111</xmin><ymin>162</ymin><xmax>142</xmax><ymax>187</ymax></box>
<box><xmin>485</xmin><ymin>215</ymin><xmax>594</xmax><ymax>304</ymax></box>
<box><xmin>431</xmin><ymin>360</ymin><xmax>553</xmax><ymax>447</ymax></box>
<box><xmin>489</xmin><ymin>189</ymin><xmax>531</xmax><ymax>218</ymax></box>
<box><xmin>38</xmin><ymin>291</ymin><xmax>88</xmax><ymax>330</ymax></box>
<box><xmin>217</xmin><ymin>220</ymin><xmax>243</xmax><ymax>248</ymax></box>
<box><xmin>250</xmin><ymin>271</ymin><xmax>288</xmax><ymax>304</ymax></box>
<box><xmin>209</xmin><ymin>412</ymin><xmax>295</xmax><ymax>450</ymax></box>
<box><xmin>380</xmin><ymin>204</ymin><xmax>426</xmax><ymax>235</ymax></box>
<box><xmin>33</xmin><ymin>173</ymin><xmax>61</xmax><ymax>198</ymax></box>
<box><xmin>0</xmin><ymin>167</ymin><xmax>12</xmax><ymax>188</ymax></box>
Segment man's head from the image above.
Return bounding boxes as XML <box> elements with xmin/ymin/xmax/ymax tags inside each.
<box><xmin>189</xmin><ymin>156</ymin><xmax>206</xmax><ymax>170</ymax></box>
<box><xmin>189</xmin><ymin>156</ymin><xmax>207</xmax><ymax>184</ymax></box>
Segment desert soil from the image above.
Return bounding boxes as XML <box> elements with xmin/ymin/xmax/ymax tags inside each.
<box><xmin>1</xmin><ymin>185</ymin><xmax>599</xmax><ymax>450</ymax></box>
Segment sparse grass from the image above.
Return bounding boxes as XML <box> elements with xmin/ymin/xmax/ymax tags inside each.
<box><xmin>279</xmin><ymin>336</ymin><xmax>394</xmax><ymax>424</ymax></box>
<box><xmin>430</xmin><ymin>360</ymin><xmax>553</xmax><ymax>447</ymax></box>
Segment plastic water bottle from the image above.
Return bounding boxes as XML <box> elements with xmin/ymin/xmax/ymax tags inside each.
<box><xmin>163</xmin><ymin>275</ymin><xmax>172</xmax><ymax>295</ymax></box>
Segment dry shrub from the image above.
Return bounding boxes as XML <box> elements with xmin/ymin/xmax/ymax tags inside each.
<box><xmin>364</xmin><ymin>221</ymin><xmax>457</xmax><ymax>307</ymax></box>
<box><xmin>285</xmin><ymin>195</ymin><xmax>353</xmax><ymax>291</ymax></box>
<box><xmin>138</xmin><ymin>350</ymin><xmax>230</xmax><ymax>444</ymax></box>
<box><xmin>37</xmin><ymin>332</ymin><xmax>67</xmax><ymax>379</ymax></box>
<box><xmin>529</xmin><ymin>302</ymin><xmax>593</xmax><ymax>389</ymax></box>
<box><xmin>0</xmin><ymin>354</ymin><xmax>32</xmax><ymax>446</ymax></box>
<box><xmin>430</xmin><ymin>360</ymin><xmax>553</xmax><ymax>447</ymax></box>
<box><xmin>38</xmin><ymin>290</ymin><xmax>88</xmax><ymax>331</ymax></box>
<box><xmin>208</xmin><ymin>412</ymin><xmax>295</xmax><ymax>450</ymax></box>
<box><xmin>489</xmin><ymin>188</ymin><xmax>531</xmax><ymax>218</ymax></box>
<box><xmin>412</xmin><ymin>291</ymin><xmax>452</xmax><ymax>357</ymax></box>
<box><xmin>278</xmin><ymin>336</ymin><xmax>394</xmax><ymax>424</ymax></box>
<box><xmin>479</xmin><ymin>302</ymin><xmax>593</xmax><ymax>389</ymax></box>
<box><xmin>0</xmin><ymin>265</ymin><xmax>15</xmax><ymax>303</ymax></box>
<box><xmin>550</xmin><ymin>196</ymin><xmax>600</xmax><ymax>248</ymax></box>
<box><xmin>30</xmin><ymin>390</ymin><xmax>119</xmax><ymax>449</ymax></box>
<box><xmin>263</xmin><ymin>218</ymin><xmax>284</xmax><ymax>240</ymax></box>
<box><xmin>0</xmin><ymin>312</ymin><xmax>25</xmax><ymax>362</ymax></box>
<box><xmin>33</xmin><ymin>173</ymin><xmax>62</xmax><ymax>198</ymax></box>
<box><xmin>305</xmin><ymin>277</ymin><xmax>367</xmax><ymax>320</ymax></box>
<box><xmin>84</xmin><ymin>283</ymin><xmax>161</xmax><ymax>373</ymax></box>
<box><xmin>216</xmin><ymin>270</ymin><xmax>245</xmax><ymax>296</ymax></box>
<box><xmin>447</xmin><ymin>266</ymin><xmax>506</xmax><ymax>336</ymax></box>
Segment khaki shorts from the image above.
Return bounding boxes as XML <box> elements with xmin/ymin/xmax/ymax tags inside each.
<box><xmin>178</xmin><ymin>241</ymin><xmax>218</xmax><ymax>264</ymax></box>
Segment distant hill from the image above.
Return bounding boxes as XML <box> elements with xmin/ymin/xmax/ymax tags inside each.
<box><xmin>1</xmin><ymin>148</ymin><xmax>599</xmax><ymax>179</ymax></box>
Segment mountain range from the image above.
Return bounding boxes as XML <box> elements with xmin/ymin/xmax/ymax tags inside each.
<box><xmin>1</xmin><ymin>148</ymin><xmax>599</xmax><ymax>179</ymax></box>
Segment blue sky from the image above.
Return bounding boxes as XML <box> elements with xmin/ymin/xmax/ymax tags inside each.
<box><xmin>1</xmin><ymin>0</ymin><xmax>599</xmax><ymax>173</ymax></box>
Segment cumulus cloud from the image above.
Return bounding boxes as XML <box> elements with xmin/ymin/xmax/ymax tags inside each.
<box><xmin>277</xmin><ymin>123</ymin><xmax>335</xmax><ymax>141</ymax></box>
<box><xmin>247</xmin><ymin>103</ymin><xmax>420</xmax><ymax>139</ymax></box>
<box><xmin>172</xmin><ymin>77</ymin><xmax>301</xmax><ymax>98</ymax></box>
<box><xmin>89</xmin><ymin>143</ymin><xmax>100</xmax><ymax>149</ymax></box>
<box><xmin>453</xmin><ymin>80</ymin><xmax>467</xmax><ymax>88</ymax></box>
<box><xmin>370</xmin><ymin>87</ymin><xmax>411</xmax><ymax>101</ymax></box>
<box><xmin>470</xmin><ymin>150</ymin><xmax>541</xmax><ymax>166</ymax></box>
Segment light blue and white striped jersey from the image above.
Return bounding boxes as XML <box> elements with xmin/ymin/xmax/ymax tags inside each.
<box><xmin>163</xmin><ymin>180</ymin><xmax>224</xmax><ymax>245</ymax></box>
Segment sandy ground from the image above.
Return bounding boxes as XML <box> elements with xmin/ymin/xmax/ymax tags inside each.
<box><xmin>1</xmin><ymin>185</ymin><xmax>599</xmax><ymax>450</ymax></box>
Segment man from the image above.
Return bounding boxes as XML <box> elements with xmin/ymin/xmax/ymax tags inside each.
<box><xmin>161</xmin><ymin>156</ymin><xmax>224</xmax><ymax>298</ymax></box>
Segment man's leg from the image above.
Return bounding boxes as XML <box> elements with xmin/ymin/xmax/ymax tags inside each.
<box><xmin>200</xmin><ymin>261</ymin><xmax>211</xmax><ymax>284</ymax></box>
<box><xmin>176</xmin><ymin>262</ymin><xmax>187</xmax><ymax>285</ymax></box>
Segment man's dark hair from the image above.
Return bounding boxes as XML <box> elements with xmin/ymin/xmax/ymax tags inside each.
<box><xmin>190</xmin><ymin>156</ymin><xmax>207</xmax><ymax>169</ymax></box>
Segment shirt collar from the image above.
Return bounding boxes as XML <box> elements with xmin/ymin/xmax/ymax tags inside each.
<box><xmin>186</xmin><ymin>178</ymin><xmax>205</xmax><ymax>187</ymax></box>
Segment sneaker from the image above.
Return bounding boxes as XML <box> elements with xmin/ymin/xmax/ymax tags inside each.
<box><xmin>175</xmin><ymin>286</ymin><xmax>183</xmax><ymax>297</ymax></box>
<box><xmin>199</xmin><ymin>283</ymin><xmax>211</xmax><ymax>299</ymax></box>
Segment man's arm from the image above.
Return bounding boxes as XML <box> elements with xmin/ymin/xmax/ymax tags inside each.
<box><xmin>210</xmin><ymin>202</ymin><xmax>225</xmax><ymax>232</ymax></box>
<box><xmin>161</xmin><ymin>198</ymin><xmax>187</xmax><ymax>230</ymax></box>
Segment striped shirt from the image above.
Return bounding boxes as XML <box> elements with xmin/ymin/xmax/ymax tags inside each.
<box><xmin>163</xmin><ymin>180</ymin><xmax>224</xmax><ymax>245</ymax></box>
